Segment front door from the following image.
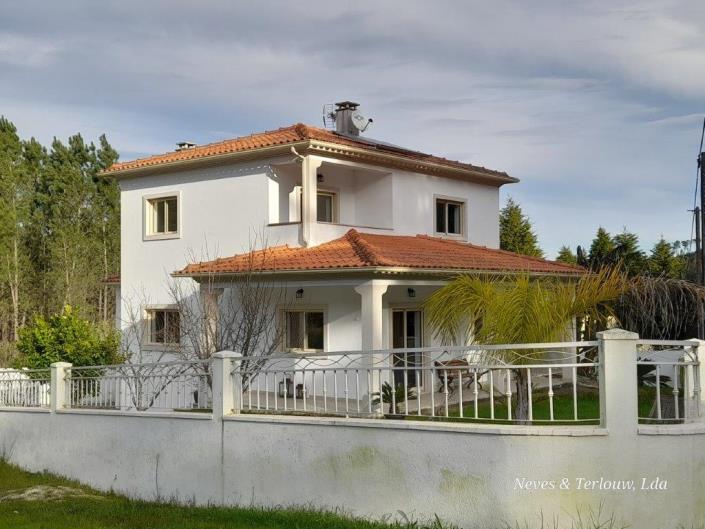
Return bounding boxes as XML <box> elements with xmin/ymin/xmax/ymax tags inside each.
<box><xmin>392</xmin><ymin>309</ymin><xmax>423</xmax><ymax>388</ymax></box>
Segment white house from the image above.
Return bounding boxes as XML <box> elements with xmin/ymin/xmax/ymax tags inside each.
<box><xmin>106</xmin><ymin>102</ymin><xmax>580</xmax><ymax>397</ymax></box>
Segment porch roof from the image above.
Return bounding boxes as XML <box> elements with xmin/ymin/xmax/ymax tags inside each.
<box><xmin>173</xmin><ymin>229</ymin><xmax>584</xmax><ymax>278</ymax></box>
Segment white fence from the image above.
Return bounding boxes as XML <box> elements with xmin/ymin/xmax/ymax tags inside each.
<box><xmin>1</xmin><ymin>331</ymin><xmax>702</xmax><ymax>427</ymax></box>
<box><xmin>1</xmin><ymin>330</ymin><xmax>704</xmax><ymax>528</ymax></box>
<box><xmin>636</xmin><ymin>340</ymin><xmax>701</xmax><ymax>422</ymax></box>
<box><xmin>236</xmin><ymin>342</ymin><xmax>602</xmax><ymax>423</ymax></box>
<box><xmin>0</xmin><ymin>368</ymin><xmax>51</xmax><ymax>408</ymax></box>
<box><xmin>68</xmin><ymin>360</ymin><xmax>212</xmax><ymax>412</ymax></box>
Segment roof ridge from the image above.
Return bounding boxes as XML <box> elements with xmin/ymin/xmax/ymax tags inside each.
<box><xmin>344</xmin><ymin>229</ymin><xmax>389</xmax><ymax>266</ymax></box>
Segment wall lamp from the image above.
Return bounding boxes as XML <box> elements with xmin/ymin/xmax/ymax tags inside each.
<box><xmin>407</xmin><ymin>288</ymin><xmax>416</xmax><ymax>298</ymax></box>
<box><xmin>296</xmin><ymin>288</ymin><xmax>304</xmax><ymax>299</ymax></box>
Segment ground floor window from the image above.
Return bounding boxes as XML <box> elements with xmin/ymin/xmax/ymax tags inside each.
<box><xmin>147</xmin><ymin>308</ymin><xmax>180</xmax><ymax>345</ymax></box>
<box><xmin>284</xmin><ymin>310</ymin><xmax>324</xmax><ymax>351</ymax></box>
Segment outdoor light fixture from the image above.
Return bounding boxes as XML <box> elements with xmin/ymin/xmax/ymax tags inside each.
<box><xmin>296</xmin><ymin>288</ymin><xmax>304</xmax><ymax>299</ymax></box>
<box><xmin>407</xmin><ymin>288</ymin><xmax>416</xmax><ymax>298</ymax></box>
<box><xmin>317</xmin><ymin>173</ymin><xmax>324</xmax><ymax>183</ymax></box>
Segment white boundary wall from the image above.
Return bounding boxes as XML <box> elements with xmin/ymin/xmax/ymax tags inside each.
<box><xmin>0</xmin><ymin>331</ymin><xmax>704</xmax><ymax>528</ymax></box>
<box><xmin>0</xmin><ymin>411</ymin><xmax>703</xmax><ymax>528</ymax></box>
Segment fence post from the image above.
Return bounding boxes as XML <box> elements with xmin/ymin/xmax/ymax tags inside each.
<box><xmin>597</xmin><ymin>329</ymin><xmax>639</xmax><ymax>435</ymax></box>
<box><xmin>688</xmin><ymin>339</ymin><xmax>705</xmax><ymax>418</ymax></box>
<box><xmin>212</xmin><ymin>351</ymin><xmax>242</xmax><ymax>419</ymax></box>
<box><xmin>50</xmin><ymin>362</ymin><xmax>72</xmax><ymax>412</ymax></box>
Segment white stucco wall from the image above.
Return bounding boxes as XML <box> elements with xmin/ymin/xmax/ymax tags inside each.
<box><xmin>392</xmin><ymin>170</ymin><xmax>500</xmax><ymax>248</ymax></box>
<box><xmin>120</xmin><ymin>160</ymin><xmax>283</xmax><ymax>308</ymax></box>
<box><xmin>119</xmin><ymin>157</ymin><xmax>502</xmax><ymax>308</ymax></box>
<box><xmin>0</xmin><ymin>410</ymin><xmax>702</xmax><ymax>528</ymax></box>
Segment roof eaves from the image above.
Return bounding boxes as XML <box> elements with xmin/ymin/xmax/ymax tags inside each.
<box><xmin>307</xmin><ymin>140</ymin><xmax>519</xmax><ymax>185</ymax></box>
<box><xmin>172</xmin><ymin>265</ymin><xmax>584</xmax><ymax>280</ymax></box>
<box><xmin>103</xmin><ymin>140</ymin><xmax>313</xmax><ymax>179</ymax></box>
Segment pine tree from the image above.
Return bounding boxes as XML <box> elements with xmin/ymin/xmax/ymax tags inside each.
<box><xmin>556</xmin><ymin>245</ymin><xmax>577</xmax><ymax>265</ymax></box>
<box><xmin>0</xmin><ymin>117</ymin><xmax>30</xmax><ymax>341</ymax></box>
<box><xmin>612</xmin><ymin>230</ymin><xmax>647</xmax><ymax>276</ymax></box>
<box><xmin>587</xmin><ymin>227</ymin><xmax>614</xmax><ymax>269</ymax></box>
<box><xmin>499</xmin><ymin>198</ymin><xmax>543</xmax><ymax>258</ymax></box>
<box><xmin>648</xmin><ymin>238</ymin><xmax>683</xmax><ymax>278</ymax></box>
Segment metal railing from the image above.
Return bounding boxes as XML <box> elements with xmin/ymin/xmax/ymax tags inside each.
<box><xmin>0</xmin><ymin>368</ymin><xmax>51</xmax><ymax>408</ymax></box>
<box><xmin>67</xmin><ymin>360</ymin><xmax>212</xmax><ymax>412</ymax></box>
<box><xmin>234</xmin><ymin>342</ymin><xmax>601</xmax><ymax>424</ymax></box>
<box><xmin>637</xmin><ymin>340</ymin><xmax>700</xmax><ymax>423</ymax></box>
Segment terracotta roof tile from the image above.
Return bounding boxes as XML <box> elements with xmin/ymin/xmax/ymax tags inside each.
<box><xmin>175</xmin><ymin>229</ymin><xmax>583</xmax><ymax>277</ymax></box>
<box><xmin>105</xmin><ymin>124</ymin><xmax>512</xmax><ymax>180</ymax></box>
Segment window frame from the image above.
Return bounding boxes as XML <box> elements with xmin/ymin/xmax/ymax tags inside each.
<box><xmin>316</xmin><ymin>189</ymin><xmax>339</xmax><ymax>224</ymax></box>
<box><xmin>434</xmin><ymin>195</ymin><xmax>466</xmax><ymax>238</ymax></box>
<box><xmin>143</xmin><ymin>191</ymin><xmax>182</xmax><ymax>241</ymax></box>
<box><xmin>144</xmin><ymin>306</ymin><xmax>181</xmax><ymax>347</ymax></box>
<box><xmin>280</xmin><ymin>306</ymin><xmax>327</xmax><ymax>353</ymax></box>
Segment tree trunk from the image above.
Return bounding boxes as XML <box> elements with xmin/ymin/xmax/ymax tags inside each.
<box><xmin>513</xmin><ymin>369</ymin><xmax>530</xmax><ymax>423</ymax></box>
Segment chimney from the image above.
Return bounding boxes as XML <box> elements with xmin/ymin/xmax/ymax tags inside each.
<box><xmin>175</xmin><ymin>141</ymin><xmax>197</xmax><ymax>151</ymax></box>
<box><xmin>334</xmin><ymin>101</ymin><xmax>372</xmax><ymax>136</ymax></box>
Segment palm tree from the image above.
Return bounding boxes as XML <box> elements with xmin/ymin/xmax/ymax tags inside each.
<box><xmin>424</xmin><ymin>269</ymin><xmax>623</xmax><ymax>421</ymax></box>
<box><xmin>371</xmin><ymin>382</ymin><xmax>417</xmax><ymax>415</ymax></box>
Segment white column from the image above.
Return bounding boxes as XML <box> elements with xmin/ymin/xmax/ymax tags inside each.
<box><xmin>211</xmin><ymin>351</ymin><xmax>242</xmax><ymax>419</ymax></box>
<box><xmin>50</xmin><ymin>362</ymin><xmax>72</xmax><ymax>412</ymax></box>
<box><xmin>301</xmin><ymin>156</ymin><xmax>322</xmax><ymax>247</ymax></box>
<box><xmin>355</xmin><ymin>280</ymin><xmax>389</xmax><ymax>352</ymax></box>
<box><xmin>355</xmin><ymin>281</ymin><xmax>389</xmax><ymax>407</ymax></box>
<box><xmin>687</xmin><ymin>338</ymin><xmax>705</xmax><ymax>418</ymax></box>
<box><xmin>597</xmin><ymin>328</ymin><xmax>639</xmax><ymax>436</ymax></box>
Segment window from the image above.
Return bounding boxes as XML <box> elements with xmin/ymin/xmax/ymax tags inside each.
<box><xmin>284</xmin><ymin>310</ymin><xmax>324</xmax><ymax>351</ymax></box>
<box><xmin>316</xmin><ymin>191</ymin><xmax>337</xmax><ymax>223</ymax></box>
<box><xmin>435</xmin><ymin>198</ymin><xmax>464</xmax><ymax>236</ymax></box>
<box><xmin>147</xmin><ymin>309</ymin><xmax>180</xmax><ymax>344</ymax></box>
<box><xmin>146</xmin><ymin>195</ymin><xmax>179</xmax><ymax>237</ymax></box>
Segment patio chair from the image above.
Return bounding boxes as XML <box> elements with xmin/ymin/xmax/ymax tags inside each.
<box><xmin>434</xmin><ymin>359</ymin><xmax>486</xmax><ymax>395</ymax></box>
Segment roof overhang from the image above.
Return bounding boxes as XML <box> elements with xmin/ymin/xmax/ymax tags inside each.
<box><xmin>104</xmin><ymin>140</ymin><xmax>518</xmax><ymax>187</ymax></box>
<box><xmin>173</xmin><ymin>266</ymin><xmax>583</xmax><ymax>282</ymax></box>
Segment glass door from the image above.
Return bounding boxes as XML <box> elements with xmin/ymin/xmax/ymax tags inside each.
<box><xmin>392</xmin><ymin>309</ymin><xmax>423</xmax><ymax>387</ymax></box>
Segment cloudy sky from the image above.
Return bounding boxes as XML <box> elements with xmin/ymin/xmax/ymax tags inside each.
<box><xmin>2</xmin><ymin>1</ymin><xmax>704</xmax><ymax>257</ymax></box>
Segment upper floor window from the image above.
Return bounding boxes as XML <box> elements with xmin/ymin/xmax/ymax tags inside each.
<box><xmin>435</xmin><ymin>198</ymin><xmax>464</xmax><ymax>236</ymax></box>
<box><xmin>144</xmin><ymin>193</ymin><xmax>180</xmax><ymax>240</ymax></box>
<box><xmin>316</xmin><ymin>191</ymin><xmax>337</xmax><ymax>223</ymax></box>
<box><xmin>284</xmin><ymin>309</ymin><xmax>324</xmax><ymax>352</ymax></box>
<box><xmin>147</xmin><ymin>308</ymin><xmax>180</xmax><ymax>345</ymax></box>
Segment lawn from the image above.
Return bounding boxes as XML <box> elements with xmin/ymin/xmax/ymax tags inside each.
<box><xmin>0</xmin><ymin>460</ymin><xmax>448</xmax><ymax>529</ymax></box>
<box><xmin>424</xmin><ymin>386</ymin><xmax>660</xmax><ymax>425</ymax></box>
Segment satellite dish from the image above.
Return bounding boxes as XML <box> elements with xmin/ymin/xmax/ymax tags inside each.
<box><xmin>350</xmin><ymin>110</ymin><xmax>372</xmax><ymax>132</ymax></box>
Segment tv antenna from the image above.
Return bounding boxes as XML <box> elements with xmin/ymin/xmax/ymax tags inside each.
<box><xmin>322</xmin><ymin>104</ymin><xmax>336</xmax><ymax>129</ymax></box>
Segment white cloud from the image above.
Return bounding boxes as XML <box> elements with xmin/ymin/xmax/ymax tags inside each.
<box><xmin>1</xmin><ymin>0</ymin><xmax>703</xmax><ymax>256</ymax></box>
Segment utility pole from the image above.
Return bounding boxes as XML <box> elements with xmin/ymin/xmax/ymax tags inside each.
<box><xmin>694</xmin><ymin>151</ymin><xmax>705</xmax><ymax>340</ymax></box>
<box><xmin>700</xmin><ymin>152</ymin><xmax>705</xmax><ymax>285</ymax></box>
<box><xmin>696</xmin><ymin>206</ymin><xmax>702</xmax><ymax>284</ymax></box>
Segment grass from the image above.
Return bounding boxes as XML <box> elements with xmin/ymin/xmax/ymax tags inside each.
<box><xmin>454</xmin><ymin>391</ymin><xmax>601</xmax><ymax>424</ymax></box>
<box><xmin>0</xmin><ymin>460</ymin><xmax>451</xmax><ymax>529</ymax></box>
<box><xmin>412</xmin><ymin>386</ymin><xmax>668</xmax><ymax>426</ymax></box>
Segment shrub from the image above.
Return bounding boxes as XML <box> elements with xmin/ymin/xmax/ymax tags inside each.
<box><xmin>16</xmin><ymin>305</ymin><xmax>122</xmax><ymax>369</ymax></box>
